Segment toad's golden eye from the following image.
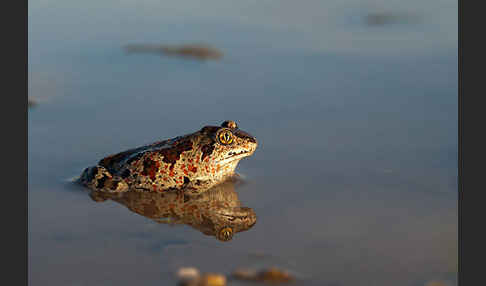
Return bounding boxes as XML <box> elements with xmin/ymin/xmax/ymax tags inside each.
<box><xmin>217</xmin><ymin>227</ymin><xmax>233</xmax><ymax>241</ymax></box>
<box><xmin>217</xmin><ymin>129</ymin><xmax>233</xmax><ymax>145</ymax></box>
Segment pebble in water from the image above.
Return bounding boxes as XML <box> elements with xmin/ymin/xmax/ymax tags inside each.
<box><xmin>124</xmin><ymin>43</ymin><xmax>223</xmax><ymax>61</ymax></box>
<box><xmin>232</xmin><ymin>266</ymin><xmax>294</xmax><ymax>283</ymax></box>
<box><xmin>176</xmin><ymin>267</ymin><xmax>226</xmax><ymax>286</ymax></box>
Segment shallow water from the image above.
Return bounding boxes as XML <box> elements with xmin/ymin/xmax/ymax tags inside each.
<box><xmin>29</xmin><ymin>0</ymin><xmax>457</xmax><ymax>285</ymax></box>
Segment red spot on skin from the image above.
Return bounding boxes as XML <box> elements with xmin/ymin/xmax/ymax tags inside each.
<box><xmin>159</xmin><ymin>139</ymin><xmax>193</xmax><ymax>168</ymax></box>
<box><xmin>201</xmin><ymin>143</ymin><xmax>215</xmax><ymax>161</ymax></box>
<box><xmin>183</xmin><ymin>170</ymin><xmax>188</xmax><ymax>176</ymax></box>
<box><xmin>205</xmin><ymin>166</ymin><xmax>209</xmax><ymax>173</ymax></box>
<box><xmin>142</xmin><ymin>158</ymin><xmax>159</xmax><ymax>181</ymax></box>
<box><xmin>188</xmin><ymin>159</ymin><xmax>193</xmax><ymax>163</ymax></box>
<box><xmin>169</xmin><ymin>165</ymin><xmax>175</xmax><ymax>177</ymax></box>
<box><xmin>179</xmin><ymin>176</ymin><xmax>182</xmax><ymax>180</ymax></box>
<box><xmin>188</xmin><ymin>165</ymin><xmax>197</xmax><ymax>173</ymax></box>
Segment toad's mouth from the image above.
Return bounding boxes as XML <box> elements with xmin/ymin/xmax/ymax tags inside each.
<box><xmin>215</xmin><ymin>207</ymin><xmax>256</xmax><ymax>222</ymax></box>
<box><xmin>216</xmin><ymin>213</ymin><xmax>251</xmax><ymax>221</ymax></box>
<box><xmin>217</xmin><ymin>150</ymin><xmax>252</xmax><ymax>165</ymax></box>
<box><xmin>227</xmin><ymin>150</ymin><xmax>250</xmax><ymax>158</ymax></box>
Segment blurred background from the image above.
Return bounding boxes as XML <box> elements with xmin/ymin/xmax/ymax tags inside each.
<box><xmin>28</xmin><ymin>0</ymin><xmax>457</xmax><ymax>285</ymax></box>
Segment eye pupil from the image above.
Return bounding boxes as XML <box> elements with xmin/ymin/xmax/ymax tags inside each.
<box><xmin>218</xmin><ymin>227</ymin><xmax>233</xmax><ymax>241</ymax></box>
<box><xmin>218</xmin><ymin>130</ymin><xmax>232</xmax><ymax>144</ymax></box>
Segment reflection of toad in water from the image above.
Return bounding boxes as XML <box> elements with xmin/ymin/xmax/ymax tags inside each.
<box><xmin>89</xmin><ymin>178</ymin><xmax>256</xmax><ymax>241</ymax></box>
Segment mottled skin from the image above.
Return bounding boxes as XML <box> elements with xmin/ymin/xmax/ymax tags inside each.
<box><xmin>90</xmin><ymin>178</ymin><xmax>257</xmax><ymax>241</ymax></box>
<box><xmin>79</xmin><ymin>121</ymin><xmax>257</xmax><ymax>194</ymax></box>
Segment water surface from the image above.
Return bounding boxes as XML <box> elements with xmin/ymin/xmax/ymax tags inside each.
<box><xmin>29</xmin><ymin>0</ymin><xmax>457</xmax><ymax>285</ymax></box>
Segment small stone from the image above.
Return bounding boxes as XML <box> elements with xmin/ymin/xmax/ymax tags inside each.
<box><xmin>364</xmin><ymin>12</ymin><xmax>420</xmax><ymax>26</ymax></box>
<box><xmin>232</xmin><ymin>268</ymin><xmax>258</xmax><ymax>280</ymax></box>
<box><xmin>176</xmin><ymin>269</ymin><xmax>226</xmax><ymax>286</ymax></box>
<box><xmin>124</xmin><ymin>43</ymin><xmax>223</xmax><ymax>60</ymax></box>
<box><xmin>257</xmin><ymin>267</ymin><xmax>294</xmax><ymax>283</ymax></box>
<box><xmin>176</xmin><ymin>267</ymin><xmax>200</xmax><ymax>282</ymax></box>
<box><xmin>233</xmin><ymin>267</ymin><xmax>294</xmax><ymax>283</ymax></box>
<box><xmin>199</xmin><ymin>273</ymin><xmax>226</xmax><ymax>286</ymax></box>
